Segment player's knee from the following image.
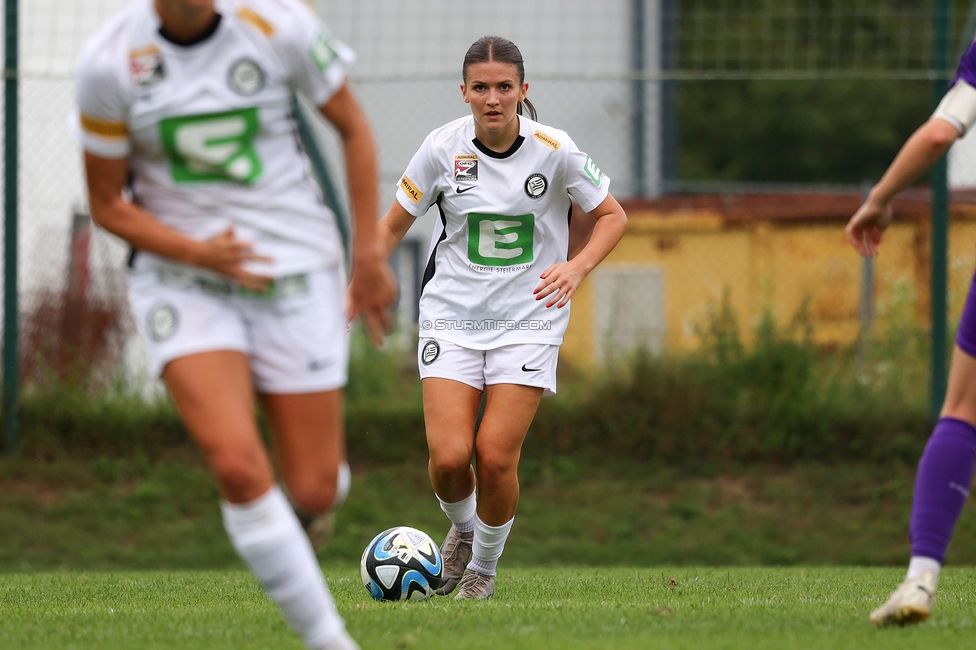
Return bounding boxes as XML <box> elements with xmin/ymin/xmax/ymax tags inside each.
<box><xmin>428</xmin><ymin>451</ymin><xmax>472</xmax><ymax>483</ymax></box>
<box><xmin>211</xmin><ymin>448</ymin><xmax>271</xmax><ymax>501</ymax></box>
<box><xmin>473</xmin><ymin>449</ymin><xmax>517</xmax><ymax>488</ymax></box>
<box><xmin>287</xmin><ymin>461</ymin><xmax>350</xmax><ymax>514</ymax></box>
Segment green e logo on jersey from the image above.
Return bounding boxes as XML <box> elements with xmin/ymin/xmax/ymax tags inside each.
<box><xmin>160</xmin><ymin>108</ymin><xmax>262</xmax><ymax>184</ymax></box>
<box><xmin>584</xmin><ymin>155</ymin><xmax>603</xmax><ymax>187</ymax></box>
<box><xmin>467</xmin><ymin>213</ymin><xmax>535</xmax><ymax>266</ymax></box>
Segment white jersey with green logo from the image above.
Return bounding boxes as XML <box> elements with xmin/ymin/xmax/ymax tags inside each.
<box><xmin>396</xmin><ymin>114</ymin><xmax>611</xmax><ymax>349</ymax></box>
<box><xmin>75</xmin><ymin>0</ymin><xmax>353</xmax><ymax>276</ymax></box>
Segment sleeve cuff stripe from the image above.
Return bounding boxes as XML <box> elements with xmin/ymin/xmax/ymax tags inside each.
<box><xmin>80</xmin><ymin>114</ymin><xmax>127</xmax><ymax>138</ymax></box>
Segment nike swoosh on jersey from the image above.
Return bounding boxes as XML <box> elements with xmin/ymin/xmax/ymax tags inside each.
<box><xmin>521</xmin><ymin>364</ymin><xmax>542</xmax><ymax>372</ymax></box>
<box><xmin>456</xmin><ymin>185</ymin><xmax>476</xmax><ymax>194</ymax></box>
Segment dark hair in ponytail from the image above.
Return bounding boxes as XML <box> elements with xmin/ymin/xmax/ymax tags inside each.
<box><xmin>462</xmin><ymin>36</ymin><xmax>537</xmax><ymax>121</ymax></box>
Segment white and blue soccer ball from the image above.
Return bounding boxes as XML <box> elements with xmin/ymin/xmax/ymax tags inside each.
<box><xmin>360</xmin><ymin>526</ymin><xmax>443</xmax><ymax>601</ymax></box>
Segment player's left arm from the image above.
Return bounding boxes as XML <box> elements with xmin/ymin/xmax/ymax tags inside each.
<box><xmin>319</xmin><ymin>83</ymin><xmax>396</xmax><ymax>345</ymax></box>
<box><xmin>534</xmin><ymin>194</ymin><xmax>627</xmax><ymax>309</ymax></box>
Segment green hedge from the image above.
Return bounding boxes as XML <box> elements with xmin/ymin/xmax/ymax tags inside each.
<box><xmin>6</xmin><ymin>298</ymin><xmax>935</xmax><ymax>465</ymax></box>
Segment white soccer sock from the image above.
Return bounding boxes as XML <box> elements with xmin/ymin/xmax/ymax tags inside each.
<box><xmin>468</xmin><ymin>514</ymin><xmax>514</xmax><ymax>576</ymax></box>
<box><xmin>907</xmin><ymin>556</ymin><xmax>942</xmax><ymax>582</ymax></box>
<box><xmin>334</xmin><ymin>461</ymin><xmax>351</xmax><ymax>510</ymax></box>
<box><xmin>437</xmin><ymin>489</ymin><xmax>477</xmax><ymax>534</ymax></box>
<box><xmin>221</xmin><ymin>485</ymin><xmax>347</xmax><ymax>650</ymax></box>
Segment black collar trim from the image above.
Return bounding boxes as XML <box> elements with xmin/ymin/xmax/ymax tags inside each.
<box><xmin>472</xmin><ymin>135</ymin><xmax>525</xmax><ymax>159</ymax></box>
<box><xmin>159</xmin><ymin>13</ymin><xmax>222</xmax><ymax>47</ymax></box>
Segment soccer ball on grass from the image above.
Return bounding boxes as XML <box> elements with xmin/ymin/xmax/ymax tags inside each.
<box><xmin>360</xmin><ymin>526</ymin><xmax>443</xmax><ymax>601</ymax></box>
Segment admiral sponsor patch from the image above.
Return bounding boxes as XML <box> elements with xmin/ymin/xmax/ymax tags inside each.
<box><xmin>80</xmin><ymin>113</ymin><xmax>127</xmax><ymax>139</ymax></box>
<box><xmin>129</xmin><ymin>45</ymin><xmax>165</xmax><ymax>87</ymax></box>
<box><xmin>454</xmin><ymin>154</ymin><xmax>478</xmax><ymax>182</ymax></box>
<box><xmin>533</xmin><ymin>130</ymin><xmax>561</xmax><ymax>150</ymax></box>
<box><xmin>228</xmin><ymin>58</ymin><xmax>265</xmax><ymax>96</ymax></box>
<box><xmin>400</xmin><ymin>175</ymin><xmax>423</xmax><ymax>204</ymax></box>
<box><xmin>237</xmin><ymin>6</ymin><xmax>275</xmax><ymax>36</ymax></box>
<box><xmin>421</xmin><ymin>340</ymin><xmax>440</xmax><ymax>366</ymax></box>
<box><xmin>524</xmin><ymin>173</ymin><xmax>548</xmax><ymax>199</ymax></box>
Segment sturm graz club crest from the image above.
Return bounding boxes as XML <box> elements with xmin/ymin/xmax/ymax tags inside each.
<box><xmin>228</xmin><ymin>58</ymin><xmax>265</xmax><ymax>96</ymax></box>
<box><xmin>524</xmin><ymin>173</ymin><xmax>548</xmax><ymax>199</ymax></box>
<box><xmin>148</xmin><ymin>304</ymin><xmax>179</xmax><ymax>342</ymax></box>
<box><xmin>421</xmin><ymin>340</ymin><xmax>440</xmax><ymax>366</ymax></box>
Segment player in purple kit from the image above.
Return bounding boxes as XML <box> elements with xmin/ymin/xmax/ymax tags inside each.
<box><xmin>846</xmin><ymin>37</ymin><xmax>976</xmax><ymax>627</ymax></box>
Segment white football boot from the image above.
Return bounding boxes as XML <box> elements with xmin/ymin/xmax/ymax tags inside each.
<box><xmin>869</xmin><ymin>571</ymin><xmax>937</xmax><ymax>627</ymax></box>
<box><xmin>454</xmin><ymin>568</ymin><xmax>495</xmax><ymax>600</ymax></box>
<box><xmin>434</xmin><ymin>525</ymin><xmax>473</xmax><ymax>596</ymax></box>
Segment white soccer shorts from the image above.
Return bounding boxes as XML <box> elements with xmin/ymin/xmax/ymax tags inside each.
<box><xmin>128</xmin><ymin>266</ymin><xmax>349</xmax><ymax>394</ymax></box>
<box><xmin>417</xmin><ymin>338</ymin><xmax>559</xmax><ymax>396</ymax></box>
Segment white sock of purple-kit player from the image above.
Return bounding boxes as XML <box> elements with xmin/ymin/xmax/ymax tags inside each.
<box><xmin>221</xmin><ymin>485</ymin><xmax>357</xmax><ymax>650</ymax></box>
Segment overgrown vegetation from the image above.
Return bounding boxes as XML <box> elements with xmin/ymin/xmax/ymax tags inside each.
<box><xmin>5</xmin><ymin>291</ymin><xmax>937</xmax><ymax>466</ymax></box>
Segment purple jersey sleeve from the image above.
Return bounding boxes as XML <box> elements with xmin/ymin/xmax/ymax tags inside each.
<box><xmin>953</xmin><ymin>40</ymin><xmax>976</xmax><ymax>88</ymax></box>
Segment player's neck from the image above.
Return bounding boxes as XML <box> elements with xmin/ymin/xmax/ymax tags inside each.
<box><xmin>154</xmin><ymin>0</ymin><xmax>219</xmax><ymax>44</ymax></box>
<box><xmin>474</xmin><ymin>116</ymin><xmax>521</xmax><ymax>153</ymax></box>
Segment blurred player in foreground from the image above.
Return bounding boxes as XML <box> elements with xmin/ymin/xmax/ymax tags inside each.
<box><xmin>377</xmin><ymin>36</ymin><xmax>627</xmax><ymax>599</ymax></box>
<box><xmin>846</xmin><ymin>37</ymin><xmax>976</xmax><ymax>628</ymax></box>
<box><xmin>76</xmin><ymin>0</ymin><xmax>394</xmax><ymax>647</ymax></box>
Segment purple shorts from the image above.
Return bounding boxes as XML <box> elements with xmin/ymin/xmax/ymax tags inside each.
<box><xmin>957</xmin><ymin>272</ymin><xmax>976</xmax><ymax>357</ymax></box>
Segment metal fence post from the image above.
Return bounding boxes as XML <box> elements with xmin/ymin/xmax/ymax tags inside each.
<box><xmin>3</xmin><ymin>0</ymin><xmax>18</xmax><ymax>454</ymax></box>
<box><xmin>930</xmin><ymin>0</ymin><xmax>951</xmax><ymax>419</ymax></box>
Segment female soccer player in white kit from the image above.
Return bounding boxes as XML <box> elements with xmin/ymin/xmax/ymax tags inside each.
<box><xmin>75</xmin><ymin>0</ymin><xmax>395</xmax><ymax>647</ymax></box>
<box><xmin>378</xmin><ymin>36</ymin><xmax>628</xmax><ymax>599</ymax></box>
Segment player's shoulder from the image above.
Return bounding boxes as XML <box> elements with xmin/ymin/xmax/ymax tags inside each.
<box><xmin>76</xmin><ymin>2</ymin><xmax>144</xmax><ymax>83</ymax></box>
<box><xmin>226</xmin><ymin>0</ymin><xmax>317</xmax><ymax>40</ymax></box>
<box><xmin>522</xmin><ymin>117</ymin><xmax>573</xmax><ymax>155</ymax></box>
<box><xmin>424</xmin><ymin>116</ymin><xmax>474</xmax><ymax>152</ymax></box>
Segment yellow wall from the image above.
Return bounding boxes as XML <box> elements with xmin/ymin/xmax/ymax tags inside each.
<box><xmin>561</xmin><ymin>207</ymin><xmax>976</xmax><ymax>368</ymax></box>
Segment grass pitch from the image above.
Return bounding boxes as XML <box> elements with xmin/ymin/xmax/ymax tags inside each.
<box><xmin>2</xmin><ymin>567</ymin><xmax>975</xmax><ymax>649</ymax></box>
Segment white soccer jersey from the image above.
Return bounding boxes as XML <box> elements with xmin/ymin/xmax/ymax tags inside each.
<box><xmin>396</xmin><ymin>114</ymin><xmax>611</xmax><ymax>349</ymax></box>
<box><xmin>75</xmin><ymin>0</ymin><xmax>354</xmax><ymax>276</ymax></box>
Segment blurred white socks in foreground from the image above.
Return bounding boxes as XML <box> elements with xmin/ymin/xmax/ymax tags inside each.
<box><xmin>221</xmin><ymin>485</ymin><xmax>346</xmax><ymax>650</ymax></box>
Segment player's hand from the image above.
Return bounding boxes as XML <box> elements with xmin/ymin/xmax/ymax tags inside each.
<box><xmin>192</xmin><ymin>227</ymin><xmax>274</xmax><ymax>290</ymax></box>
<box><xmin>349</xmin><ymin>248</ymin><xmax>397</xmax><ymax>346</ymax></box>
<box><xmin>534</xmin><ymin>260</ymin><xmax>585</xmax><ymax>309</ymax></box>
<box><xmin>845</xmin><ymin>197</ymin><xmax>893</xmax><ymax>257</ymax></box>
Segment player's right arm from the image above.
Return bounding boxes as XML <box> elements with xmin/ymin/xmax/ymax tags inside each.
<box><xmin>377</xmin><ymin>202</ymin><xmax>417</xmax><ymax>260</ymax></box>
<box><xmin>846</xmin><ymin>119</ymin><xmax>959</xmax><ymax>257</ymax></box>
<box><xmin>847</xmin><ymin>42</ymin><xmax>976</xmax><ymax>257</ymax></box>
<box><xmin>83</xmin><ymin>153</ymin><xmax>270</xmax><ymax>289</ymax></box>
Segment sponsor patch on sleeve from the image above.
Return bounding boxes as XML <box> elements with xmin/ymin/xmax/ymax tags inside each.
<box><xmin>237</xmin><ymin>6</ymin><xmax>275</xmax><ymax>36</ymax></box>
<box><xmin>584</xmin><ymin>155</ymin><xmax>603</xmax><ymax>186</ymax></box>
<box><xmin>400</xmin><ymin>175</ymin><xmax>424</xmax><ymax>204</ymax></box>
<box><xmin>309</xmin><ymin>31</ymin><xmax>338</xmax><ymax>72</ymax></box>
<box><xmin>80</xmin><ymin>113</ymin><xmax>127</xmax><ymax>139</ymax></box>
<box><xmin>533</xmin><ymin>130</ymin><xmax>561</xmax><ymax>150</ymax></box>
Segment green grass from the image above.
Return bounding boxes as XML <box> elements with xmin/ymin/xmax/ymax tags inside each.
<box><xmin>2</xmin><ymin>567</ymin><xmax>975</xmax><ymax>649</ymax></box>
<box><xmin>7</xmin><ymin>457</ymin><xmax>976</xmax><ymax>571</ymax></box>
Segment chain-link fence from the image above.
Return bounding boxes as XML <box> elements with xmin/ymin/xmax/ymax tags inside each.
<box><xmin>8</xmin><ymin>0</ymin><xmax>976</xmax><ymax>394</ymax></box>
